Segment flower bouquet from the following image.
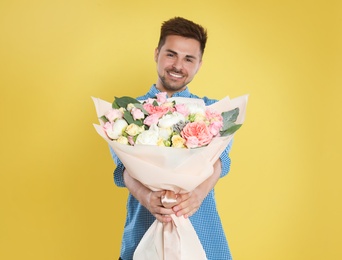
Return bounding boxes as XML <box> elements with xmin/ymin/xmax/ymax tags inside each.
<box><xmin>92</xmin><ymin>92</ymin><xmax>248</xmax><ymax>260</ymax></box>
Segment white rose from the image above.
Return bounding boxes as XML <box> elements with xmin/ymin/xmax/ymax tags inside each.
<box><xmin>135</xmin><ymin>125</ymin><xmax>159</xmax><ymax>145</ymax></box>
<box><xmin>158</xmin><ymin>127</ymin><xmax>172</xmax><ymax>140</ymax></box>
<box><xmin>116</xmin><ymin>136</ymin><xmax>129</xmax><ymax>145</ymax></box>
<box><xmin>105</xmin><ymin>119</ymin><xmax>128</xmax><ymax>139</ymax></box>
<box><xmin>126</xmin><ymin>103</ymin><xmax>135</xmax><ymax>111</ymax></box>
<box><xmin>126</xmin><ymin>123</ymin><xmax>143</xmax><ymax>136</ymax></box>
<box><xmin>158</xmin><ymin>112</ymin><xmax>185</xmax><ymax>128</ymax></box>
<box><xmin>186</xmin><ymin>103</ymin><xmax>206</xmax><ymax>115</ymax></box>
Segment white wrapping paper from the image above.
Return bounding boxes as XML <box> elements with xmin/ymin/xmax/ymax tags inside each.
<box><xmin>92</xmin><ymin>95</ymin><xmax>248</xmax><ymax>260</ymax></box>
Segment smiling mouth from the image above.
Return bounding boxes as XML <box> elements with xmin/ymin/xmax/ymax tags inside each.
<box><xmin>168</xmin><ymin>71</ymin><xmax>184</xmax><ymax>79</ymax></box>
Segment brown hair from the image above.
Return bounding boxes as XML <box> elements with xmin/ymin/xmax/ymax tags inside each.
<box><xmin>157</xmin><ymin>17</ymin><xmax>208</xmax><ymax>56</ymax></box>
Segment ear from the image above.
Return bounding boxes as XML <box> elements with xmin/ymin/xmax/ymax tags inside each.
<box><xmin>154</xmin><ymin>48</ymin><xmax>159</xmax><ymax>62</ymax></box>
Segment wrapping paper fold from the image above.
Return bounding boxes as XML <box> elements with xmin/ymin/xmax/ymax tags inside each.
<box><xmin>92</xmin><ymin>95</ymin><xmax>248</xmax><ymax>260</ymax></box>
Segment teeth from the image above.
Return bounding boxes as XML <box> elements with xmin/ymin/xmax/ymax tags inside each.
<box><xmin>169</xmin><ymin>72</ymin><xmax>183</xmax><ymax>78</ymax></box>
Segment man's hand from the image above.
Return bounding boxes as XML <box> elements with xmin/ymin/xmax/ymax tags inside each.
<box><xmin>123</xmin><ymin>170</ymin><xmax>174</xmax><ymax>223</ymax></box>
<box><xmin>172</xmin><ymin>159</ymin><xmax>222</xmax><ymax>218</ymax></box>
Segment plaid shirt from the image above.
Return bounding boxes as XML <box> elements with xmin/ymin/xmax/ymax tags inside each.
<box><xmin>111</xmin><ymin>85</ymin><xmax>233</xmax><ymax>260</ymax></box>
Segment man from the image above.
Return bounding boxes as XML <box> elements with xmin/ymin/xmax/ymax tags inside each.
<box><xmin>111</xmin><ymin>17</ymin><xmax>233</xmax><ymax>260</ymax></box>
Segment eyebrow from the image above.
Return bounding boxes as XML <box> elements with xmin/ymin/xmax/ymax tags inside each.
<box><xmin>165</xmin><ymin>49</ymin><xmax>197</xmax><ymax>60</ymax></box>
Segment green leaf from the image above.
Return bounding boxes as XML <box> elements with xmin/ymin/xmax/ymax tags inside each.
<box><xmin>221</xmin><ymin>108</ymin><xmax>239</xmax><ymax>130</ymax></box>
<box><xmin>123</xmin><ymin>110</ymin><xmax>144</xmax><ymax>126</ymax></box>
<box><xmin>152</xmin><ymin>100</ymin><xmax>159</xmax><ymax>106</ymax></box>
<box><xmin>99</xmin><ymin>115</ymin><xmax>109</xmax><ymax>123</ymax></box>
<box><xmin>114</xmin><ymin>96</ymin><xmax>141</xmax><ymax>108</ymax></box>
<box><xmin>123</xmin><ymin>110</ymin><xmax>135</xmax><ymax>124</ymax></box>
<box><xmin>112</xmin><ymin>101</ymin><xmax>119</xmax><ymax>109</ymax></box>
<box><xmin>220</xmin><ymin>123</ymin><xmax>242</xmax><ymax>136</ymax></box>
<box><xmin>222</xmin><ymin>108</ymin><xmax>239</xmax><ymax>123</ymax></box>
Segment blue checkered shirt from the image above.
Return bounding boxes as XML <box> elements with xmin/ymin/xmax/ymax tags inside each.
<box><xmin>110</xmin><ymin>85</ymin><xmax>233</xmax><ymax>260</ymax></box>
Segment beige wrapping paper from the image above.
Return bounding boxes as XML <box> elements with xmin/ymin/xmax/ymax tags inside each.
<box><xmin>92</xmin><ymin>95</ymin><xmax>248</xmax><ymax>260</ymax></box>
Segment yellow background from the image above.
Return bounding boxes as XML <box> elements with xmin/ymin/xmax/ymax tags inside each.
<box><xmin>1</xmin><ymin>0</ymin><xmax>341</xmax><ymax>259</ymax></box>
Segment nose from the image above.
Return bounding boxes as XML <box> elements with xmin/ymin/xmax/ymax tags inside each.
<box><xmin>172</xmin><ymin>58</ymin><xmax>183</xmax><ymax>71</ymax></box>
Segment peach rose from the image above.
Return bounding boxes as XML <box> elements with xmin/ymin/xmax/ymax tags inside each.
<box><xmin>181</xmin><ymin>121</ymin><xmax>213</xmax><ymax>148</ymax></box>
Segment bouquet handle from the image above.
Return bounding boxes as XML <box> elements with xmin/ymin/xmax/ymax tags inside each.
<box><xmin>133</xmin><ymin>215</ymin><xmax>207</xmax><ymax>260</ymax></box>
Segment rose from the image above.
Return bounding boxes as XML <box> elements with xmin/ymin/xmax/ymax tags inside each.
<box><xmin>103</xmin><ymin>119</ymin><xmax>128</xmax><ymax>140</ymax></box>
<box><xmin>144</xmin><ymin>113</ymin><xmax>160</xmax><ymax>126</ymax></box>
<box><xmin>171</xmin><ymin>134</ymin><xmax>186</xmax><ymax>148</ymax></box>
<box><xmin>158</xmin><ymin>112</ymin><xmax>185</xmax><ymax>128</ymax></box>
<box><xmin>175</xmin><ymin>103</ymin><xmax>189</xmax><ymax>117</ymax></box>
<box><xmin>135</xmin><ymin>125</ymin><xmax>159</xmax><ymax>145</ymax></box>
<box><xmin>209</xmin><ymin>121</ymin><xmax>223</xmax><ymax>136</ymax></box>
<box><xmin>126</xmin><ymin>123</ymin><xmax>144</xmax><ymax>136</ymax></box>
<box><xmin>158</xmin><ymin>127</ymin><xmax>172</xmax><ymax>140</ymax></box>
<box><xmin>143</xmin><ymin>103</ymin><xmax>173</xmax><ymax>117</ymax></box>
<box><xmin>126</xmin><ymin>103</ymin><xmax>135</xmax><ymax>111</ymax></box>
<box><xmin>131</xmin><ymin>107</ymin><xmax>145</xmax><ymax>120</ymax></box>
<box><xmin>117</xmin><ymin>136</ymin><xmax>129</xmax><ymax>145</ymax></box>
<box><xmin>156</xmin><ymin>92</ymin><xmax>167</xmax><ymax>103</ymax></box>
<box><xmin>186</xmin><ymin>103</ymin><xmax>206</xmax><ymax>115</ymax></box>
<box><xmin>105</xmin><ymin>108</ymin><xmax>124</xmax><ymax>122</ymax></box>
<box><xmin>192</xmin><ymin>113</ymin><xmax>207</xmax><ymax>122</ymax></box>
<box><xmin>181</xmin><ymin>121</ymin><xmax>213</xmax><ymax>148</ymax></box>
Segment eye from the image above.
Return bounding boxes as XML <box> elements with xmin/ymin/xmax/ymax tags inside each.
<box><xmin>186</xmin><ymin>58</ymin><xmax>193</xmax><ymax>63</ymax></box>
<box><xmin>167</xmin><ymin>53</ymin><xmax>174</xmax><ymax>57</ymax></box>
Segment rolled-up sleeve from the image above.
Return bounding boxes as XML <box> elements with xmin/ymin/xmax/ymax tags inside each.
<box><xmin>219</xmin><ymin>139</ymin><xmax>233</xmax><ymax>178</ymax></box>
<box><xmin>109</xmin><ymin>146</ymin><xmax>126</xmax><ymax>187</ymax></box>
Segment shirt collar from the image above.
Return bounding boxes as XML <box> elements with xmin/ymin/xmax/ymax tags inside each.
<box><xmin>147</xmin><ymin>84</ymin><xmax>192</xmax><ymax>98</ymax></box>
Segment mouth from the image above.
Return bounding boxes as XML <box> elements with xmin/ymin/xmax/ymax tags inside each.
<box><xmin>168</xmin><ymin>71</ymin><xmax>184</xmax><ymax>79</ymax></box>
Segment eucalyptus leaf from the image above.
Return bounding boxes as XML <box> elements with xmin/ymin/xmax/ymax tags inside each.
<box><xmin>220</xmin><ymin>124</ymin><xmax>242</xmax><ymax>136</ymax></box>
<box><xmin>222</xmin><ymin>108</ymin><xmax>239</xmax><ymax>122</ymax></box>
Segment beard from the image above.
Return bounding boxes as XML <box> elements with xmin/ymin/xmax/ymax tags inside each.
<box><xmin>157</xmin><ymin>69</ymin><xmax>192</xmax><ymax>94</ymax></box>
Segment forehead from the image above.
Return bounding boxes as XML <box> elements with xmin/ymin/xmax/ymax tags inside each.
<box><xmin>161</xmin><ymin>35</ymin><xmax>202</xmax><ymax>58</ymax></box>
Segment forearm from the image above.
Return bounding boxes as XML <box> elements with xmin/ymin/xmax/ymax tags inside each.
<box><xmin>123</xmin><ymin>169</ymin><xmax>151</xmax><ymax>207</ymax></box>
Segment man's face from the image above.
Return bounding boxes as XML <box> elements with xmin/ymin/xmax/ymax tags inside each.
<box><xmin>154</xmin><ymin>35</ymin><xmax>202</xmax><ymax>96</ymax></box>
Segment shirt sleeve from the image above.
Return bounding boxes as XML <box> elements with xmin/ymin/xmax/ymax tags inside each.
<box><xmin>109</xmin><ymin>146</ymin><xmax>126</xmax><ymax>187</ymax></box>
<box><xmin>219</xmin><ymin>139</ymin><xmax>233</xmax><ymax>178</ymax></box>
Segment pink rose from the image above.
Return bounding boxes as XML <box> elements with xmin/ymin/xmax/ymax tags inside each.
<box><xmin>181</xmin><ymin>121</ymin><xmax>213</xmax><ymax>148</ymax></box>
<box><xmin>143</xmin><ymin>103</ymin><xmax>171</xmax><ymax>117</ymax></box>
<box><xmin>144</xmin><ymin>113</ymin><xmax>160</xmax><ymax>126</ymax></box>
<box><xmin>156</xmin><ymin>92</ymin><xmax>167</xmax><ymax>103</ymax></box>
<box><xmin>205</xmin><ymin>109</ymin><xmax>223</xmax><ymax>122</ymax></box>
<box><xmin>131</xmin><ymin>107</ymin><xmax>145</xmax><ymax>120</ymax></box>
<box><xmin>105</xmin><ymin>108</ymin><xmax>123</xmax><ymax>122</ymax></box>
<box><xmin>209</xmin><ymin>121</ymin><xmax>223</xmax><ymax>136</ymax></box>
<box><xmin>175</xmin><ymin>103</ymin><xmax>189</xmax><ymax>117</ymax></box>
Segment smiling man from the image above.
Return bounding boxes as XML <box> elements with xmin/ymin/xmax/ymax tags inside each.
<box><xmin>154</xmin><ymin>34</ymin><xmax>202</xmax><ymax>96</ymax></box>
<box><xmin>111</xmin><ymin>17</ymin><xmax>234</xmax><ymax>260</ymax></box>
